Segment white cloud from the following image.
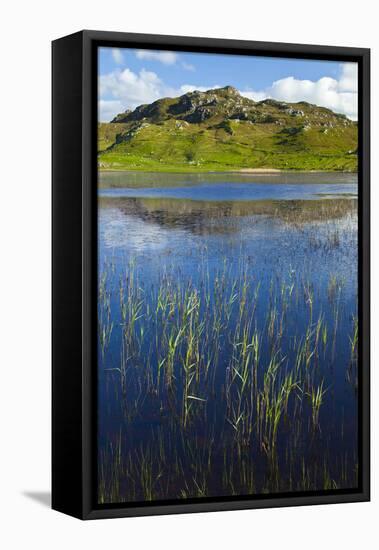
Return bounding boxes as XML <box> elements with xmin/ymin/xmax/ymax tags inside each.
<box><xmin>135</xmin><ymin>50</ymin><xmax>178</xmax><ymax>65</ymax></box>
<box><xmin>178</xmin><ymin>84</ymin><xmax>221</xmax><ymax>94</ymax></box>
<box><xmin>240</xmin><ymin>63</ymin><xmax>358</xmax><ymax>120</ymax></box>
<box><xmin>99</xmin><ymin>99</ymin><xmax>124</xmax><ymax>123</ymax></box>
<box><xmin>99</xmin><ymin>67</ymin><xmax>164</xmax><ymax>120</ymax></box>
<box><xmin>111</xmin><ymin>48</ymin><xmax>124</xmax><ymax>65</ymax></box>
<box><xmin>181</xmin><ymin>61</ymin><xmax>195</xmax><ymax>72</ymax></box>
<box><xmin>98</xmin><ymin>61</ymin><xmax>221</xmax><ymax>121</ymax></box>
<box><xmin>338</xmin><ymin>63</ymin><xmax>358</xmax><ymax>93</ymax></box>
<box><xmin>135</xmin><ymin>50</ymin><xmax>196</xmax><ymax>71</ymax></box>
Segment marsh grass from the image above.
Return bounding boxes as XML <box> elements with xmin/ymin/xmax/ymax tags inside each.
<box><xmin>97</xmin><ymin>205</ymin><xmax>358</xmax><ymax>503</ymax></box>
<box><xmin>98</xmin><ymin>242</ymin><xmax>358</xmax><ymax>502</ymax></box>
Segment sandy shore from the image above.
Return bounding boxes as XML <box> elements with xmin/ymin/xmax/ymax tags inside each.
<box><xmin>231</xmin><ymin>168</ymin><xmax>356</xmax><ymax>175</ymax></box>
<box><xmin>233</xmin><ymin>168</ymin><xmax>283</xmax><ymax>174</ymax></box>
<box><xmin>99</xmin><ymin>167</ymin><xmax>357</xmax><ymax>175</ymax></box>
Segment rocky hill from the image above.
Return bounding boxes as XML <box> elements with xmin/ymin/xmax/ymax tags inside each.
<box><xmin>98</xmin><ymin>86</ymin><xmax>358</xmax><ymax>172</ymax></box>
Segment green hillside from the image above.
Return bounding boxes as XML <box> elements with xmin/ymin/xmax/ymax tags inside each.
<box><xmin>98</xmin><ymin>86</ymin><xmax>358</xmax><ymax>172</ymax></box>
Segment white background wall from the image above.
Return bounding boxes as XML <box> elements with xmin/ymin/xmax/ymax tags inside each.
<box><xmin>0</xmin><ymin>0</ymin><xmax>376</xmax><ymax>547</ymax></box>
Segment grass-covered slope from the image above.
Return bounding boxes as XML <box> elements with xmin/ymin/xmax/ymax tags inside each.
<box><xmin>98</xmin><ymin>86</ymin><xmax>358</xmax><ymax>172</ymax></box>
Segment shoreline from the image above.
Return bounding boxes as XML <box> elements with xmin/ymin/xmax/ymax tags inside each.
<box><xmin>230</xmin><ymin>168</ymin><xmax>358</xmax><ymax>174</ymax></box>
<box><xmin>98</xmin><ymin>167</ymin><xmax>358</xmax><ymax>175</ymax></box>
<box><xmin>232</xmin><ymin>168</ymin><xmax>283</xmax><ymax>174</ymax></box>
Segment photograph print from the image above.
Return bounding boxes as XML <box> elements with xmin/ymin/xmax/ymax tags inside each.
<box><xmin>97</xmin><ymin>45</ymin><xmax>359</xmax><ymax>505</ymax></box>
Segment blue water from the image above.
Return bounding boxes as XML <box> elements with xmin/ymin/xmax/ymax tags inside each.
<box><xmin>99</xmin><ymin>180</ymin><xmax>357</xmax><ymax>201</ymax></box>
<box><xmin>98</xmin><ymin>172</ymin><xmax>359</xmax><ymax>503</ymax></box>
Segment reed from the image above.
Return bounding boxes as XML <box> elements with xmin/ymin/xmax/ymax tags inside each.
<box><xmin>97</xmin><ymin>240</ymin><xmax>357</xmax><ymax>502</ymax></box>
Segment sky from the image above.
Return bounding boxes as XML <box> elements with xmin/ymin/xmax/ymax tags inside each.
<box><xmin>98</xmin><ymin>47</ymin><xmax>358</xmax><ymax>123</ymax></box>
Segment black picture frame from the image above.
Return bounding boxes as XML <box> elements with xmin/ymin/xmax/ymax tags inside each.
<box><xmin>52</xmin><ymin>30</ymin><xmax>370</xmax><ymax>520</ymax></box>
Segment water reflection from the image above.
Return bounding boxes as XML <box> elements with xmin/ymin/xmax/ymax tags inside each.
<box><xmin>99</xmin><ymin>196</ymin><xmax>357</xmax><ymax>239</ymax></box>
<box><xmin>99</xmin><ymin>170</ymin><xmax>358</xmax><ymax>189</ymax></box>
<box><xmin>97</xmin><ymin>175</ymin><xmax>358</xmax><ymax>504</ymax></box>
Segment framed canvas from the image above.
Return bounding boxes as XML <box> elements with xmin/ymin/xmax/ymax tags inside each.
<box><xmin>52</xmin><ymin>30</ymin><xmax>370</xmax><ymax>519</ymax></box>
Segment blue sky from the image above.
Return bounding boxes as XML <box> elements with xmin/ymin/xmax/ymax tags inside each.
<box><xmin>99</xmin><ymin>47</ymin><xmax>358</xmax><ymax>122</ymax></box>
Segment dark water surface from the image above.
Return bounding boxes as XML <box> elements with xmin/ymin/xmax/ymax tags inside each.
<box><xmin>98</xmin><ymin>172</ymin><xmax>358</xmax><ymax>504</ymax></box>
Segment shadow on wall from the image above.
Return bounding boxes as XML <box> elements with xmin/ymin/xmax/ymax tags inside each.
<box><xmin>22</xmin><ymin>491</ymin><xmax>51</xmax><ymax>508</ymax></box>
